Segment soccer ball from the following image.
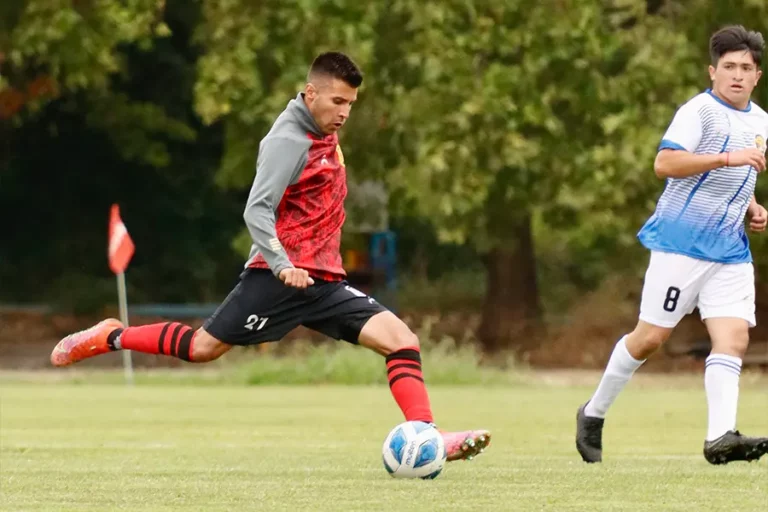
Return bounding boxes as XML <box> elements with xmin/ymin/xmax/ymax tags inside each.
<box><xmin>381</xmin><ymin>421</ymin><xmax>446</xmax><ymax>479</ymax></box>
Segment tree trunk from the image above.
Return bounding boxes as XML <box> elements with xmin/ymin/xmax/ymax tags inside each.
<box><xmin>478</xmin><ymin>214</ymin><xmax>541</xmax><ymax>352</ymax></box>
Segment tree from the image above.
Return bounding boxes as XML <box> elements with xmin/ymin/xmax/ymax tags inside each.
<box><xmin>0</xmin><ymin>0</ymin><xmax>193</xmax><ymax>167</ymax></box>
<box><xmin>0</xmin><ymin>0</ymin><xmax>243</xmax><ymax>307</ymax></box>
<box><xmin>376</xmin><ymin>0</ymin><xmax>701</xmax><ymax>350</ymax></box>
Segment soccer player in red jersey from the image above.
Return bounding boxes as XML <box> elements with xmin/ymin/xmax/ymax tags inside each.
<box><xmin>51</xmin><ymin>52</ymin><xmax>490</xmax><ymax>462</ymax></box>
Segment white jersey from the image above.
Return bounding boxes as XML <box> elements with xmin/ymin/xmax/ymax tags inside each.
<box><xmin>637</xmin><ymin>89</ymin><xmax>768</xmax><ymax>263</ymax></box>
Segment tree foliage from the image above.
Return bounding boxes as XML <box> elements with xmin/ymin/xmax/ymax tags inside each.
<box><xmin>0</xmin><ymin>0</ymin><xmax>193</xmax><ymax>167</ymax></box>
<box><xmin>5</xmin><ymin>0</ymin><xmax>768</xmax><ymax>348</ymax></box>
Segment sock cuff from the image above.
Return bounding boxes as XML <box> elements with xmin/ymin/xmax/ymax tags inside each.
<box><xmin>107</xmin><ymin>328</ymin><xmax>124</xmax><ymax>350</ymax></box>
<box><xmin>706</xmin><ymin>353</ymin><xmax>742</xmax><ymax>365</ymax></box>
<box><xmin>177</xmin><ymin>328</ymin><xmax>195</xmax><ymax>361</ymax></box>
<box><xmin>385</xmin><ymin>346</ymin><xmax>421</xmax><ymax>365</ymax></box>
<box><xmin>617</xmin><ymin>336</ymin><xmax>645</xmax><ymax>366</ymax></box>
<box><xmin>705</xmin><ymin>353</ymin><xmax>742</xmax><ymax>375</ymax></box>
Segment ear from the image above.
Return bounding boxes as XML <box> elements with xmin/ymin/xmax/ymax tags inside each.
<box><xmin>756</xmin><ymin>69</ymin><xmax>763</xmax><ymax>85</ymax></box>
<box><xmin>305</xmin><ymin>82</ymin><xmax>317</xmax><ymax>100</ymax></box>
<box><xmin>708</xmin><ymin>64</ymin><xmax>716</xmax><ymax>81</ymax></box>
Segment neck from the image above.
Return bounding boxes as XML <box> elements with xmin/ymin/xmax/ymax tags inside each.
<box><xmin>300</xmin><ymin>93</ymin><xmax>328</xmax><ymax>136</ymax></box>
<box><xmin>293</xmin><ymin>92</ymin><xmax>324</xmax><ymax>136</ymax></box>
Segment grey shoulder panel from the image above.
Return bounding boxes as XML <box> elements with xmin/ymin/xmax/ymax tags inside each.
<box><xmin>243</xmin><ymin>130</ymin><xmax>310</xmax><ymax>275</ymax></box>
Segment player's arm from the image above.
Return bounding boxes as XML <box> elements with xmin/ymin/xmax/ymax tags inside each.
<box><xmin>243</xmin><ymin>137</ymin><xmax>308</xmax><ymax>280</ymax></box>
<box><xmin>653</xmin><ymin>101</ymin><xmax>708</xmax><ymax>179</ymax></box>
<box><xmin>654</xmin><ymin>101</ymin><xmax>766</xmax><ymax>179</ymax></box>
<box><xmin>654</xmin><ymin>150</ymin><xmax>728</xmax><ymax>179</ymax></box>
<box><xmin>655</xmin><ymin>149</ymin><xmax>766</xmax><ymax>179</ymax></box>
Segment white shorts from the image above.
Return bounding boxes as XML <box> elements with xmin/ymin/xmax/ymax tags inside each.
<box><xmin>639</xmin><ymin>251</ymin><xmax>755</xmax><ymax>328</ymax></box>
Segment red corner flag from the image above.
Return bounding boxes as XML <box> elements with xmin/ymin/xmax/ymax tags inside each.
<box><xmin>108</xmin><ymin>204</ymin><xmax>135</xmax><ymax>274</ymax></box>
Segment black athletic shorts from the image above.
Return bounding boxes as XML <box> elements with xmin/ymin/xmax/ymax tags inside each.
<box><xmin>203</xmin><ymin>269</ymin><xmax>389</xmax><ymax>345</ymax></box>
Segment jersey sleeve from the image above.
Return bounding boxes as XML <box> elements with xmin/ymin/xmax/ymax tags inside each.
<box><xmin>657</xmin><ymin>100</ymin><xmax>703</xmax><ymax>153</ymax></box>
<box><xmin>243</xmin><ymin>136</ymin><xmax>308</xmax><ymax>277</ymax></box>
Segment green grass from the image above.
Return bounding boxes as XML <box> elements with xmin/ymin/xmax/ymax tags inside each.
<box><xmin>1</xmin><ymin>378</ymin><xmax>767</xmax><ymax>511</ymax></box>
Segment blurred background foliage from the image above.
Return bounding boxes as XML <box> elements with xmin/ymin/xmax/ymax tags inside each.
<box><xmin>4</xmin><ymin>0</ymin><xmax>768</xmax><ymax>350</ymax></box>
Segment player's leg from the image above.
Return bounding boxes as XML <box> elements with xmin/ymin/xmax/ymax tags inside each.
<box><xmin>584</xmin><ymin>320</ymin><xmax>673</xmax><ymax>420</ymax></box>
<box><xmin>115</xmin><ymin>324</ymin><xmax>231</xmax><ymax>362</ymax></box>
<box><xmin>50</xmin><ymin>316</ymin><xmax>224</xmax><ymax>366</ymax></box>
<box><xmin>358</xmin><ymin>311</ymin><xmax>491</xmax><ymax>461</ymax></box>
<box><xmin>357</xmin><ymin>311</ymin><xmax>431</xmax><ymax>419</ymax></box>
<box><xmin>301</xmin><ymin>285</ymin><xmax>434</xmax><ymax>422</ymax></box>
<box><xmin>698</xmin><ymin>263</ymin><xmax>768</xmax><ymax>464</ymax></box>
<box><xmin>301</xmin><ymin>283</ymin><xmax>490</xmax><ymax>461</ymax></box>
<box><xmin>576</xmin><ymin>320</ymin><xmax>673</xmax><ymax>463</ymax></box>
<box><xmin>50</xmin><ymin>270</ymin><xmax>300</xmax><ymax>366</ymax></box>
<box><xmin>576</xmin><ymin>251</ymin><xmax>711</xmax><ymax>463</ymax></box>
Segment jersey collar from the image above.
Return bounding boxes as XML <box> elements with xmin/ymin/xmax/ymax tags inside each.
<box><xmin>706</xmin><ymin>88</ymin><xmax>752</xmax><ymax>112</ymax></box>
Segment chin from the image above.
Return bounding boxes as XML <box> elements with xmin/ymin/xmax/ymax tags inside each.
<box><xmin>723</xmin><ymin>90</ymin><xmax>748</xmax><ymax>105</ymax></box>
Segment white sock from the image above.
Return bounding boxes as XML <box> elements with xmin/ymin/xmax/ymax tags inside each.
<box><xmin>705</xmin><ymin>353</ymin><xmax>742</xmax><ymax>441</ymax></box>
<box><xmin>584</xmin><ymin>336</ymin><xmax>645</xmax><ymax>418</ymax></box>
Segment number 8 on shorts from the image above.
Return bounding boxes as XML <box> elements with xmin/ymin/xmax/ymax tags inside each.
<box><xmin>639</xmin><ymin>251</ymin><xmax>756</xmax><ymax>328</ymax></box>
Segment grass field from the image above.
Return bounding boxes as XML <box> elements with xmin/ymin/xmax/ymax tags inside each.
<box><xmin>1</xmin><ymin>375</ymin><xmax>767</xmax><ymax>511</ymax></box>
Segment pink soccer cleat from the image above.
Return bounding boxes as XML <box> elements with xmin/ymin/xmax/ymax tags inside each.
<box><xmin>50</xmin><ymin>318</ymin><xmax>123</xmax><ymax>367</ymax></box>
<box><xmin>441</xmin><ymin>429</ymin><xmax>491</xmax><ymax>461</ymax></box>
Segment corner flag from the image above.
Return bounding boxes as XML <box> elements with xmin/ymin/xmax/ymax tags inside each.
<box><xmin>108</xmin><ymin>204</ymin><xmax>135</xmax><ymax>274</ymax></box>
<box><xmin>108</xmin><ymin>203</ymin><xmax>135</xmax><ymax>385</ymax></box>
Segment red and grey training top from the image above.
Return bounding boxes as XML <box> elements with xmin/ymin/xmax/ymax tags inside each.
<box><xmin>243</xmin><ymin>92</ymin><xmax>347</xmax><ymax>282</ymax></box>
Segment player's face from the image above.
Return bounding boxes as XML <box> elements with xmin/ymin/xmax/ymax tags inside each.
<box><xmin>304</xmin><ymin>78</ymin><xmax>358</xmax><ymax>135</ymax></box>
<box><xmin>709</xmin><ymin>50</ymin><xmax>762</xmax><ymax>109</ymax></box>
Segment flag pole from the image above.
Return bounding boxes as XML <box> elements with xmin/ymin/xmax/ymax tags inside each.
<box><xmin>109</xmin><ymin>203</ymin><xmax>136</xmax><ymax>387</ymax></box>
<box><xmin>116</xmin><ymin>271</ymin><xmax>134</xmax><ymax>385</ymax></box>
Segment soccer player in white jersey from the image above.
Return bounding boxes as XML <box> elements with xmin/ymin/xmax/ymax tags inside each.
<box><xmin>576</xmin><ymin>25</ymin><xmax>768</xmax><ymax>465</ymax></box>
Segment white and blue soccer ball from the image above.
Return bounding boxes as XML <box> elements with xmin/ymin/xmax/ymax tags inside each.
<box><xmin>381</xmin><ymin>421</ymin><xmax>446</xmax><ymax>479</ymax></box>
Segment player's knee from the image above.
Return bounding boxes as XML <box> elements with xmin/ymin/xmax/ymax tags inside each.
<box><xmin>707</xmin><ymin>319</ymin><xmax>750</xmax><ymax>357</ymax></box>
<box><xmin>626</xmin><ymin>327</ymin><xmax>670</xmax><ymax>359</ymax></box>
<box><xmin>358</xmin><ymin>311</ymin><xmax>421</xmax><ymax>356</ymax></box>
<box><xmin>190</xmin><ymin>329</ymin><xmax>231</xmax><ymax>363</ymax></box>
<box><xmin>384</xmin><ymin>329</ymin><xmax>420</xmax><ymax>355</ymax></box>
<box><xmin>639</xmin><ymin>335</ymin><xmax>665</xmax><ymax>357</ymax></box>
<box><xmin>728</xmin><ymin>333</ymin><xmax>750</xmax><ymax>357</ymax></box>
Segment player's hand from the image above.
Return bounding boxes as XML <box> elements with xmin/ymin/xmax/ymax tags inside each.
<box><xmin>279</xmin><ymin>268</ymin><xmax>314</xmax><ymax>288</ymax></box>
<box><xmin>726</xmin><ymin>149</ymin><xmax>766</xmax><ymax>172</ymax></box>
<box><xmin>748</xmin><ymin>203</ymin><xmax>768</xmax><ymax>232</ymax></box>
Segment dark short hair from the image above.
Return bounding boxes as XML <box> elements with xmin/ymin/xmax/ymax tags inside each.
<box><xmin>308</xmin><ymin>52</ymin><xmax>363</xmax><ymax>88</ymax></box>
<box><xmin>710</xmin><ymin>25</ymin><xmax>765</xmax><ymax>67</ymax></box>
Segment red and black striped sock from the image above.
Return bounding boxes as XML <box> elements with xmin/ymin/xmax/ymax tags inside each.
<box><xmin>386</xmin><ymin>346</ymin><xmax>434</xmax><ymax>423</ymax></box>
<box><xmin>107</xmin><ymin>322</ymin><xmax>196</xmax><ymax>361</ymax></box>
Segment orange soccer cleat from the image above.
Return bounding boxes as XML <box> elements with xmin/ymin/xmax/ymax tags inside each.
<box><xmin>50</xmin><ymin>318</ymin><xmax>123</xmax><ymax>367</ymax></box>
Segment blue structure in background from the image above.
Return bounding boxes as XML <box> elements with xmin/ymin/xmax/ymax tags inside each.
<box><xmin>369</xmin><ymin>230</ymin><xmax>397</xmax><ymax>292</ymax></box>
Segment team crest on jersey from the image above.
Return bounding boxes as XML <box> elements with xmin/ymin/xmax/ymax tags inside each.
<box><xmin>336</xmin><ymin>144</ymin><xmax>345</xmax><ymax>167</ymax></box>
<box><xmin>755</xmin><ymin>135</ymin><xmax>766</xmax><ymax>154</ymax></box>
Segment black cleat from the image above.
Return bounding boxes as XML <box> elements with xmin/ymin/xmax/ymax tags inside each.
<box><xmin>703</xmin><ymin>430</ymin><xmax>768</xmax><ymax>465</ymax></box>
<box><xmin>576</xmin><ymin>402</ymin><xmax>604</xmax><ymax>463</ymax></box>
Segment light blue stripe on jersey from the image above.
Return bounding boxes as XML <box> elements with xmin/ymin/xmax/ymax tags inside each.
<box><xmin>637</xmin><ymin>92</ymin><xmax>760</xmax><ymax>264</ymax></box>
<box><xmin>707</xmin><ymin>88</ymin><xmax>752</xmax><ymax>112</ymax></box>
